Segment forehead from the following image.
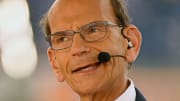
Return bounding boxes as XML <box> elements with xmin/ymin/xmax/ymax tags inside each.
<box><xmin>48</xmin><ymin>0</ymin><xmax>116</xmax><ymax>33</ymax></box>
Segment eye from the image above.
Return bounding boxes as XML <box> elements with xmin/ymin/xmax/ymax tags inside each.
<box><xmin>87</xmin><ymin>26</ymin><xmax>103</xmax><ymax>34</ymax></box>
<box><xmin>52</xmin><ymin>36</ymin><xmax>70</xmax><ymax>44</ymax></box>
<box><xmin>57</xmin><ymin>37</ymin><xmax>69</xmax><ymax>42</ymax></box>
<box><xmin>90</xmin><ymin>27</ymin><xmax>100</xmax><ymax>32</ymax></box>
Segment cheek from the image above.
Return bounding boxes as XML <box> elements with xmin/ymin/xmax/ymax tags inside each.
<box><xmin>109</xmin><ymin>32</ymin><xmax>126</xmax><ymax>54</ymax></box>
<box><xmin>56</xmin><ymin>52</ymin><xmax>70</xmax><ymax>73</ymax></box>
<box><xmin>107</xmin><ymin>55</ymin><xmax>127</xmax><ymax>85</ymax></box>
<box><xmin>94</xmin><ymin>34</ymin><xmax>125</xmax><ymax>54</ymax></box>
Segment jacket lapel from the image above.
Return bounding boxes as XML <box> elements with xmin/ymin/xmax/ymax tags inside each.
<box><xmin>135</xmin><ymin>88</ymin><xmax>147</xmax><ymax>101</ymax></box>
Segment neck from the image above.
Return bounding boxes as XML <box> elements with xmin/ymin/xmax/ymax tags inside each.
<box><xmin>79</xmin><ymin>78</ymin><xmax>129</xmax><ymax>101</ymax></box>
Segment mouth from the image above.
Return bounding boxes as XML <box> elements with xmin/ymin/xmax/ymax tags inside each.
<box><xmin>72</xmin><ymin>62</ymin><xmax>101</xmax><ymax>73</ymax></box>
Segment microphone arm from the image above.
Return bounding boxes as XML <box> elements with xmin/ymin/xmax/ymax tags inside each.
<box><xmin>98</xmin><ymin>52</ymin><xmax>126</xmax><ymax>63</ymax></box>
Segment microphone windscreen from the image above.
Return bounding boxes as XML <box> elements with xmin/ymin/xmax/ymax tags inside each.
<box><xmin>98</xmin><ymin>52</ymin><xmax>111</xmax><ymax>63</ymax></box>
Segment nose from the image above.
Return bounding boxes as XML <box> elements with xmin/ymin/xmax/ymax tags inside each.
<box><xmin>71</xmin><ymin>34</ymin><xmax>90</xmax><ymax>56</ymax></box>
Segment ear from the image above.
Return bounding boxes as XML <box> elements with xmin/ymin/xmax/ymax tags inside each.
<box><xmin>122</xmin><ymin>24</ymin><xmax>142</xmax><ymax>63</ymax></box>
<box><xmin>47</xmin><ymin>48</ymin><xmax>65</xmax><ymax>82</ymax></box>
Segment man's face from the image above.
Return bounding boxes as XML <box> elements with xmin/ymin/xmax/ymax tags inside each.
<box><xmin>48</xmin><ymin>0</ymin><xmax>129</xmax><ymax>94</ymax></box>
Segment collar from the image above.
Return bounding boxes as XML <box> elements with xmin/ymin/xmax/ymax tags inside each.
<box><xmin>115</xmin><ymin>79</ymin><xmax>136</xmax><ymax>101</ymax></box>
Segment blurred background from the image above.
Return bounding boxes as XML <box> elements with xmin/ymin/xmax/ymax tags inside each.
<box><xmin>0</xmin><ymin>0</ymin><xmax>180</xmax><ymax>101</ymax></box>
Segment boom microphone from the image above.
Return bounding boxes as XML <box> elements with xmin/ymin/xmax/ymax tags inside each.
<box><xmin>98</xmin><ymin>52</ymin><xmax>125</xmax><ymax>63</ymax></box>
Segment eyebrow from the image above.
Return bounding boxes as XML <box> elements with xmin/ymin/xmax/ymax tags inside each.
<box><xmin>50</xmin><ymin>20</ymin><xmax>113</xmax><ymax>35</ymax></box>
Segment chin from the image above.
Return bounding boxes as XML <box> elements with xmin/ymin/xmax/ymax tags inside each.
<box><xmin>72</xmin><ymin>81</ymin><xmax>104</xmax><ymax>95</ymax></box>
<box><xmin>75</xmin><ymin>87</ymin><xmax>98</xmax><ymax>95</ymax></box>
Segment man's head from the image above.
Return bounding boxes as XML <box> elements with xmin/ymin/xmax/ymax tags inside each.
<box><xmin>41</xmin><ymin>0</ymin><xmax>130</xmax><ymax>39</ymax></box>
<box><xmin>41</xmin><ymin>0</ymin><xmax>142</xmax><ymax>97</ymax></box>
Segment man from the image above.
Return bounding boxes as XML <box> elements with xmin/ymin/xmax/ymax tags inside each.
<box><xmin>41</xmin><ymin>0</ymin><xmax>146</xmax><ymax>100</ymax></box>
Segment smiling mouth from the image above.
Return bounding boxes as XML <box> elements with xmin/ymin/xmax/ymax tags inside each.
<box><xmin>72</xmin><ymin>62</ymin><xmax>101</xmax><ymax>73</ymax></box>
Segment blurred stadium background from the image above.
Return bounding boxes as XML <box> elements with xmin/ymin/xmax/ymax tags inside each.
<box><xmin>0</xmin><ymin>0</ymin><xmax>180</xmax><ymax>101</ymax></box>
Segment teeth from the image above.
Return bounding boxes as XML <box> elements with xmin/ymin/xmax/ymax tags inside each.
<box><xmin>80</xmin><ymin>65</ymin><xmax>96</xmax><ymax>72</ymax></box>
<box><xmin>73</xmin><ymin>63</ymin><xmax>98</xmax><ymax>73</ymax></box>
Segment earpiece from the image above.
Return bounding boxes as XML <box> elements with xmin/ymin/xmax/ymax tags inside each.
<box><xmin>120</xmin><ymin>27</ymin><xmax>133</xmax><ymax>49</ymax></box>
<box><xmin>128</xmin><ymin>41</ymin><xmax>133</xmax><ymax>49</ymax></box>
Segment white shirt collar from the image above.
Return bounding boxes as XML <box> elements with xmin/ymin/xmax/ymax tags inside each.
<box><xmin>115</xmin><ymin>79</ymin><xmax>136</xmax><ymax>101</ymax></box>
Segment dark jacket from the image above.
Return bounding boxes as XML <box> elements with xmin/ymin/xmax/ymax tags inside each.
<box><xmin>135</xmin><ymin>88</ymin><xmax>147</xmax><ymax>101</ymax></box>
